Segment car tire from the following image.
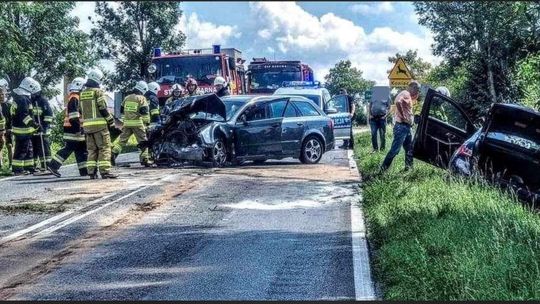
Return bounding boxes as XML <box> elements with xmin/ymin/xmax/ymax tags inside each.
<box><xmin>253</xmin><ymin>159</ymin><xmax>267</xmax><ymax>165</ymax></box>
<box><xmin>211</xmin><ymin>138</ymin><xmax>228</xmax><ymax>168</ymax></box>
<box><xmin>300</xmin><ymin>135</ymin><xmax>323</xmax><ymax>164</ymax></box>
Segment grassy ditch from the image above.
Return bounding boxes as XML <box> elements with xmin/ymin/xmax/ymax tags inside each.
<box><xmin>353</xmin><ymin>130</ymin><xmax>540</xmax><ymax>300</ymax></box>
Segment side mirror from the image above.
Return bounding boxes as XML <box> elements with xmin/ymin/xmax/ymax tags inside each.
<box><xmin>325</xmin><ymin>107</ymin><xmax>338</xmax><ymax>114</ymax></box>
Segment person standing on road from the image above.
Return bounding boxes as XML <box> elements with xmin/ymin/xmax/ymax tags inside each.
<box><xmin>214</xmin><ymin>76</ymin><xmax>230</xmax><ymax>97</ymax></box>
<box><xmin>339</xmin><ymin>88</ymin><xmax>355</xmax><ymax>149</ymax></box>
<box><xmin>47</xmin><ymin>77</ymin><xmax>88</xmax><ymax>178</ymax></box>
<box><xmin>146</xmin><ymin>82</ymin><xmax>161</xmax><ymax>127</ymax></box>
<box><xmin>30</xmin><ymin>82</ymin><xmax>54</xmax><ymax>174</ymax></box>
<box><xmin>112</xmin><ymin>81</ymin><xmax>151</xmax><ymax>167</ymax></box>
<box><xmin>380</xmin><ymin>80</ymin><xmax>421</xmax><ymax>172</ymax></box>
<box><xmin>368</xmin><ymin>95</ymin><xmax>390</xmax><ymax>153</ymax></box>
<box><xmin>0</xmin><ymin>78</ymin><xmax>10</xmax><ymax>169</ymax></box>
<box><xmin>80</xmin><ymin>69</ymin><xmax>118</xmax><ymax>179</ymax></box>
<box><xmin>11</xmin><ymin>77</ymin><xmax>42</xmax><ymax>175</ymax></box>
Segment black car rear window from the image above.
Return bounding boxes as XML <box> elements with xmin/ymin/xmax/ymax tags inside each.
<box><xmin>486</xmin><ymin>105</ymin><xmax>540</xmax><ymax>152</ymax></box>
<box><xmin>293</xmin><ymin>101</ymin><xmax>320</xmax><ymax>116</ymax></box>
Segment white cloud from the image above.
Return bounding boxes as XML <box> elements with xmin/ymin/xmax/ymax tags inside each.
<box><xmin>70</xmin><ymin>2</ymin><xmax>96</xmax><ymax>33</ymax></box>
<box><xmin>179</xmin><ymin>13</ymin><xmax>241</xmax><ymax>49</ymax></box>
<box><xmin>350</xmin><ymin>2</ymin><xmax>395</xmax><ymax>15</ymax></box>
<box><xmin>249</xmin><ymin>2</ymin><xmax>440</xmax><ymax>85</ymax></box>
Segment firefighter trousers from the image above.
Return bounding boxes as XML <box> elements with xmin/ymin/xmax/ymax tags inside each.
<box><xmin>50</xmin><ymin>140</ymin><xmax>88</xmax><ymax>176</ymax></box>
<box><xmin>32</xmin><ymin>134</ymin><xmax>51</xmax><ymax>170</ymax></box>
<box><xmin>86</xmin><ymin>129</ymin><xmax>112</xmax><ymax>176</ymax></box>
<box><xmin>12</xmin><ymin>136</ymin><xmax>34</xmax><ymax>173</ymax></box>
<box><xmin>0</xmin><ymin>131</ymin><xmax>13</xmax><ymax>168</ymax></box>
<box><xmin>113</xmin><ymin>126</ymin><xmax>149</xmax><ymax>163</ymax></box>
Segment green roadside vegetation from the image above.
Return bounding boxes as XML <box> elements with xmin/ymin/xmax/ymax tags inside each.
<box><xmin>353</xmin><ymin>130</ymin><xmax>540</xmax><ymax>300</ymax></box>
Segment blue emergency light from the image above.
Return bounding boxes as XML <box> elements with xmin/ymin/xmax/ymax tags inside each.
<box><xmin>153</xmin><ymin>47</ymin><xmax>162</xmax><ymax>57</ymax></box>
<box><xmin>282</xmin><ymin>81</ymin><xmax>320</xmax><ymax>88</ymax></box>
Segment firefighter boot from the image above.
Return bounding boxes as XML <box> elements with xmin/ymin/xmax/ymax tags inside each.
<box><xmin>46</xmin><ymin>163</ymin><xmax>61</xmax><ymax>178</ymax></box>
<box><xmin>101</xmin><ymin>172</ymin><xmax>119</xmax><ymax>179</ymax></box>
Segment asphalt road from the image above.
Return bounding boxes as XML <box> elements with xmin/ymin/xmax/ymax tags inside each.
<box><xmin>0</xmin><ymin>147</ymin><xmax>374</xmax><ymax>300</ymax></box>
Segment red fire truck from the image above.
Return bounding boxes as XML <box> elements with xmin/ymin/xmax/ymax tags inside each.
<box><xmin>246</xmin><ymin>58</ymin><xmax>314</xmax><ymax>94</ymax></box>
<box><xmin>147</xmin><ymin>45</ymin><xmax>247</xmax><ymax>106</ymax></box>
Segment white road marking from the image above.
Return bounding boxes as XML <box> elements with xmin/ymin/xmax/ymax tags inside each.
<box><xmin>34</xmin><ymin>176</ymin><xmax>173</xmax><ymax>238</ymax></box>
<box><xmin>347</xmin><ymin>149</ymin><xmax>377</xmax><ymax>300</ymax></box>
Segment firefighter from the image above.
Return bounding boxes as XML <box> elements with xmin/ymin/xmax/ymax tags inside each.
<box><xmin>185</xmin><ymin>77</ymin><xmax>201</xmax><ymax>96</ymax></box>
<box><xmin>47</xmin><ymin>77</ymin><xmax>88</xmax><ymax>178</ymax></box>
<box><xmin>0</xmin><ymin>78</ymin><xmax>11</xmax><ymax>169</ymax></box>
<box><xmin>80</xmin><ymin>69</ymin><xmax>118</xmax><ymax>179</ymax></box>
<box><xmin>112</xmin><ymin>81</ymin><xmax>151</xmax><ymax>167</ymax></box>
<box><xmin>165</xmin><ymin>83</ymin><xmax>184</xmax><ymax>106</ymax></box>
<box><xmin>11</xmin><ymin>77</ymin><xmax>41</xmax><ymax>175</ymax></box>
<box><xmin>146</xmin><ymin>81</ymin><xmax>161</xmax><ymax>126</ymax></box>
<box><xmin>214</xmin><ymin>76</ymin><xmax>230</xmax><ymax>97</ymax></box>
<box><xmin>31</xmin><ymin>81</ymin><xmax>53</xmax><ymax>174</ymax></box>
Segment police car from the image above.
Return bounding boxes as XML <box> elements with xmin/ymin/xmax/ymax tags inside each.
<box><xmin>273</xmin><ymin>81</ymin><xmax>353</xmax><ymax>141</ymax></box>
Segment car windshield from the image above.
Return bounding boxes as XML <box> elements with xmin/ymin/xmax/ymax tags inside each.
<box><xmin>224</xmin><ymin>101</ymin><xmax>247</xmax><ymax>121</ymax></box>
<box><xmin>250</xmin><ymin>69</ymin><xmax>302</xmax><ymax>89</ymax></box>
<box><xmin>154</xmin><ymin>55</ymin><xmax>222</xmax><ymax>86</ymax></box>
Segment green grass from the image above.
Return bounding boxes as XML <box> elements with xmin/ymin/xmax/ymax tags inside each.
<box><xmin>354</xmin><ymin>130</ymin><xmax>540</xmax><ymax>300</ymax></box>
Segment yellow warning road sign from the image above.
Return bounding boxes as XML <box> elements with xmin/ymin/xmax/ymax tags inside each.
<box><xmin>388</xmin><ymin>58</ymin><xmax>413</xmax><ymax>87</ymax></box>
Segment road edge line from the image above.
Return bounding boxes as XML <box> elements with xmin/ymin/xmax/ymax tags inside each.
<box><xmin>347</xmin><ymin>149</ymin><xmax>377</xmax><ymax>300</ymax></box>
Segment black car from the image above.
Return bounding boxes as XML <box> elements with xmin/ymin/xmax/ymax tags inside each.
<box><xmin>414</xmin><ymin>88</ymin><xmax>540</xmax><ymax>204</ymax></box>
<box><xmin>146</xmin><ymin>94</ymin><xmax>335</xmax><ymax>167</ymax></box>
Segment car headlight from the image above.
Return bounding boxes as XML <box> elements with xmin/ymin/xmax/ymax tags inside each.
<box><xmin>148</xmin><ymin>63</ymin><xmax>157</xmax><ymax>74</ymax></box>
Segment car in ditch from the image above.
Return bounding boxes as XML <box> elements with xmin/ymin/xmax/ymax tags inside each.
<box><xmin>413</xmin><ymin>88</ymin><xmax>540</xmax><ymax>205</ymax></box>
<box><xmin>145</xmin><ymin>94</ymin><xmax>335</xmax><ymax>167</ymax></box>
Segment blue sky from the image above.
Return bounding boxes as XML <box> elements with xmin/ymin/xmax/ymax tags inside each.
<box><xmin>71</xmin><ymin>1</ymin><xmax>439</xmax><ymax>85</ymax></box>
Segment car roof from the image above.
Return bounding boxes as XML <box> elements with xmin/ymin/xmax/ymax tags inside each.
<box><xmin>273</xmin><ymin>87</ymin><xmax>325</xmax><ymax>96</ymax></box>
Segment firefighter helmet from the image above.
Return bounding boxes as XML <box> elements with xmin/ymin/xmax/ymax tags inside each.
<box><xmin>213</xmin><ymin>76</ymin><xmax>226</xmax><ymax>87</ymax></box>
<box><xmin>13</xmin><ymin>77</ymin><xmax>40</xmax><ymax>96</ymax></box>
<box><xmin>87</xmin><ymin>69</ymin><xmax>104</xmax><ymax>85</ymax></box>
<box><xmin>0</xmin><ymin>78</ymin><xmax>8</xmax><ymax>90</ymax></box>
<box><xmin>134</xmin><ymin>80</ymin><xmax>148</xmax><ymax>94</ymax></box>
<box><xmin>68</xmin><ymin>77</ymin><xmax>86</xmax><ymax>92</ymax></box>
<box><xmin>148</xmin><ymin>82</ymin><xmax>160</xmax><ymax>95</ymax></box>
<box><xmin>435</xmin><ymin>86</ymin><xmax>451</xmax><ymax>97</ymax></box>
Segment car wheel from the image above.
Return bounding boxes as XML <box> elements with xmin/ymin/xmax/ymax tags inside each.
<box><xmin>253</xmin><ymin>159</ymin><xmax>267</xmax><ymax>165</ymax></box>
<box><xmin>211</xmin><ymin>138</ymin><xmax>228</xmax><ymax>168</ymax></box>
<box><xmin>300</xmin><ymin>136</ymin><xmax>323</xmax><ymax>164</ymax></box>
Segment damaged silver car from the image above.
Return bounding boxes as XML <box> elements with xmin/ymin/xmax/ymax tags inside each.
<box><xmin>144</xmin><ymin>94</ymin><xmax>335</xmax><ymax>167</ymax></box>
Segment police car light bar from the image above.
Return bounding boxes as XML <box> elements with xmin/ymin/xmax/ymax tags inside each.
<box><xmin>282</xmin><ymin>81</ymin><xmax>320</xmax><ymax>88</ymax></box>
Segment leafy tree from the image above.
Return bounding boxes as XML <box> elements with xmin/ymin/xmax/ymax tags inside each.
<box><xmin>513</xmin><ymin>53</ymin><xmax>540</xmax><ymax>110</ymax></box>
<box><xmin>0</xmin><ymin>2</ymin><xmax>95</xmax><ymax>97</ymax></box>
<box><xmin>324</xmin><ymin>60</ymin><xmax>375</xmax><ymax>98</ymax></box>
<box><xmin>388</xmin><ymin>49</ymin><xmax>432</xmax><ymax>82</ymax></box>
<box><xmin>90</xmin><ymin>1</ymin><xmax>186</xmax><ymax>92</ymax></box>
<box><xmin>414</xmin><ymin>2</ymin><xmax>540</xmax><ymax>117</ymax></box>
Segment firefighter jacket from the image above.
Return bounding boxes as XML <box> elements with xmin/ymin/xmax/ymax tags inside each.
<box><xmin>31</xmin><ymin>94</ymin><xmax>53</xmax><ymax>135</ymax></box>
<box><xmin>79</xmin><ymin>87</ymin><xmax>114</xmax><ymax>133</ymax></box>
<box><xmin>11</xmin><ymin>94</ymin><xmax>38</xmax><ymax>138</ymax></box>
<box><xmin>145</xmin><ymin>91</ymin><xmax>160</xmax><ymax>124</ymax></box>
<box><xmin>0</xmin><ymin>95</ymin><xmax>12</xmax><ymax>132</ymax></box>
<box><xmin>63</xmin><ymin>92</ymin><xmax>85</xmax><ymax>142</ymax></box>
<box><xmin>120</xmin><ymin>93</ymin><xmax>149</xmax><ymax>127</ymax></box>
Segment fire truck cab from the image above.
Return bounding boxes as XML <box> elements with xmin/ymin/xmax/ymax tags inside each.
<box><xmin>147</xmin><ymin>45</ymin><xmax>246</xmax><ymax>106</ymax></box>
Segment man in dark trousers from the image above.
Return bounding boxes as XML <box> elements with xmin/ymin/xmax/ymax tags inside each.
<box><xmin>340</xmin><ymin>88</ymin><xmax>355</xmax><ymax>149</ymax></box>
<box><xmin>31</xmin><ymin>81</ymin><xmax>54</xmax><ymax>174</ymax></box>
<box><xmin>368</xmin><ymin>94</ymin><xmax>390</xmax><ymax>152</ymax></box>
<box><xmin>47</xmin><ymin>77</ymin><xmax>88</xmax><ymax>177</ymax></box>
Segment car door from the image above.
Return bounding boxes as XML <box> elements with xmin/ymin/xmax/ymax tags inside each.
<box><xmin>413</xmin><ymin>88</ymin><xmax>476</xmax><ymax>168</ymax></box>
<box><xmin>325</xmin><ymin>94</ymin><xmax>352</xmax><ymax>140</ymax></box>
<box><xmin>234</xmin><ymin>100</ymin><xmax>284</xmax><ymax>157</ymax></box>
<box><xmin>281</xmin><ymin>98</ymin><xmax>305</xmax><ymax>155</ymax></box>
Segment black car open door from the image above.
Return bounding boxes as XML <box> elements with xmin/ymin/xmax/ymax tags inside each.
<box><xmin>413</xmin><ymin>88</ymin><xmax>476</xmax><ymax>168</ymax></box>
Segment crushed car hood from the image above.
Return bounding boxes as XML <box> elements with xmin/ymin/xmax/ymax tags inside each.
<box><xmin>167</xmin><ymin>94</ymin><xmax>226</xmax><ymax>119</ymax></box>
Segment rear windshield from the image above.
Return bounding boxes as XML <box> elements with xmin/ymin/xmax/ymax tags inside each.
<box><xmin>485</xmin><ymin>105</ymin><xmax>540</xmax><ymax>153</ymax></box>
